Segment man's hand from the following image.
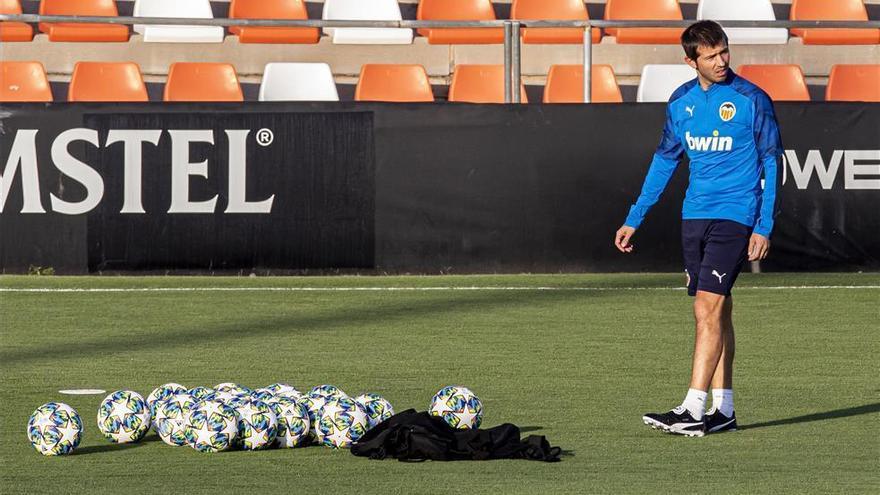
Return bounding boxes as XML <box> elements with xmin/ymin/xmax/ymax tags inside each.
<box><xmin>614</xmin><ymin>226</ymin><xmax>636</xmax><ymax>253</ymax></box>
<box><xmin>748</xmin><ymin>233</ymin><xmax>770</xmax><ymax>261</ymax></box>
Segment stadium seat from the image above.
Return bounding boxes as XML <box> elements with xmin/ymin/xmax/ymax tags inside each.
<box><xmin>323</xmin><ymin>0</ymin><xmax>412</xmax><ymax>45</ymax></box>
<box><xmin>258</xmin><ymin>63</ymin><xmax>340</xmax><ymax>101</ymax></box>
<box><xmin>417</xmin><ymin>0</ymin><xmax>504</xmax><ymax>45</ymax></box>
<box><xmin>543</xmin><ymin>65</ymin><xmax>622</xmax><ymax>103</ymax></box>
<box><xmin>164</xmin><ymin>63</ymin><xmax>243</xmax><ymax>102</ymax></box>
<box><xmin>355</xmin><ymin>64</ymin><xmax>434</xmax><ymax>102</ymax></box>
<box><xmin>38</xmin><ymin>0</ymin><xmax>129</xmax><ymax>42</ymax></box>
<box><xmin>229</xmin><ymin>0</ymin><xmax>319</xmax><ymax>44</ymax></box>
<box><xmin>697</xmin><ymin>0</ymin><xmax>788</xmax><ymax>45</ymax></box>
<box><xmin>637</xmin><ymin>64</ymin><xmax>696</xmax><ymax>102</ymax></box>
<box><xmin>448</xmin><ymin>65</ymin><xmax>528</xmax><ymax>103</ymax></box>
<box><xmin>512</xmin><ymin>0</ymin><xmax>600</xmax><ymax>45</ymax></box>
<box><xmin>790</xmin><ymin>0</ymin><xmax>880</xmax><ymax>45</ymax></box>
<box><xmin>604</xmin><ymin>0</ymin><xmax>685</xmax><ymax>44</ymax></box>
<box><xmin>0</xmin><ymin>61</ymin><xmax>52</xmax><ymax>102</ymax></box>
<box><xmin>68</xmin><ymin>62</ymin><xmax>149</xmax><ymax>102</ymax></box>
<box><xmin>737</xmin><ymin>65</ymin><xmax>810</xmax><ymax>101</ymax></box>
<box><xmin>133</xmin><ymin>0</ymin><xmax>225</xmax><ymax>43</ymax></box>
<box><xmin>0</xmin><ymin>0</ymin><xmax>33</xmax><ymax>42</ymax></box>
<box><xmin>826</xmin><ymin>65</ymin><xmax>880</xmax><ymax>102</ymax></box>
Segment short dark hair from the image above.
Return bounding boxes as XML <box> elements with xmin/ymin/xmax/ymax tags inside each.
<box><xmin>681</xmin><ymin>21</ymin><xmax>729</xmax><ymax>60</ymax></box>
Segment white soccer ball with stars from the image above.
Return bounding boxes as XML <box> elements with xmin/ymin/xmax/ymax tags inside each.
<box><xmin>268</xmin><ymin>396</ymin><xmax>310</xmax><ymax>448</ymax></box>
<box><xmin>235</xmin><ymin>399</ymin><xmax>278</xmax><ymax>450</ymax></box>
<box><xmin>354</xmin><ymin>393</ymin><xmax>394</xmax><ymax>429</ymax></box>
<box><xmin>308</xmin><ymin>384</ymin><xmax>347</xmax><ymax>399</ymax></box>
<box><xmin>146</xmin><ymin>383</ymin><xmax>187</xmax><ymax>427</ymax></box>
<box><xmin>27</xmin><ymin>402</ymin><xmax>83</xmax><ymax>456</ymax></box>
<box><xmin>301</xmin><ymin>393</ymin><xmax>330</xmax><ymax>443</ymax></box>
<box><xmin>97</xmin><ymin>390</ymin><xmax>151</xmax><ymax>443</ymax></box>
<box><xmin>154</xmin><ymin>393</ymin><xmax>197</xmax><ymax>447</ymax></box>
<box><xmin>317</xmin><ymin>397</ymin><xmax>370</xmax><ymax>449</ymax></box>
<box><xmin>185</xmin><ymin>400</ymin><xmax>238</xmax><ymax>453</ymax></box>
<box><xmin>429</xmin><ymin>386</ymin><xmax>483</xmax><ymax>430</ymax></box>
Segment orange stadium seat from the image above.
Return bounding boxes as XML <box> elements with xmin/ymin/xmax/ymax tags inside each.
<box><xmin>0</xmin><ymin>0</ymin><xmax>33</xmax><ymax>41</ymax></box>
<box><xmin>448</xmin><ymin>65</ymin><xmax>528</xmax><ymax>103</ymax></box>
<box><xmin>604</xmin><ymin>0</ymin><xmax>685</xmax><ymax>44</ymax></box>
<box><xmin>790</xmin><ymin>0</ymin><xmax>880</xmax><ymax>45</ymax></box>
<box><xmin>826</xmin><ymin>64</ymin><xmax>880</xmax><ymax>102</ymax></box>
<box><xmin>0</xmin><ymin>61</ymin><xmax>52</xmax><ymax>102</ymax></box>
<box><xmin>229</xmin><ymin>0</ymin><xmax>319</xmax><ymax>44</ymax></box>
<box><xmin>417</xmin><ymin>0</ymin><xmax>504</xmax><ymax>45</ymax></box>
<box><xmin>68</xmin><ymin>62</ymin><xmax>149</xmax><ymax>102</ymax></box>
<box><xmin>544</xmin><ymin>65</ymin><xmax>622</xmax><ymax>103</ymax></box>
<box><xmin>39</xmin><ymin>0</ymin><xmax>130</xmax><ymax>42</ymax></box>
<box><xmin>164</xmin><ymin>63</ymin><xmax>244</xmax><ymax>102</ymax></box>
<box><xmin>512</xmin><ymin>0</ymin><xmax>599</xmax><ymax>44</ymax></box>
<box><xmin>355</xmin><ymin>64</ymin><xmax>435</xmax><ymax>102</ymax></box>
<box><xmin>737</xmin><ymin>65</ymin><xmax>810</xmax><ymax>101</ymax></box>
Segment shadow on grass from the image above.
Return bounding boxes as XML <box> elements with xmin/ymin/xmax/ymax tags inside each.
<box><xmin>739</xmin><ymin>402</ymin><xmax>880</xmax><ymax>430</ymax></box>
<box><xmin>74</xmin><ymin>442</ymin><xmax>144</xmax><ymax>456</ymax></box>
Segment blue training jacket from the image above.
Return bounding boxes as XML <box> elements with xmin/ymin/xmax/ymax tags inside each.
<box><xmin>623</xmin><ymin>70</ymin><xmax>783</xmax><ymax>238</ymax></box>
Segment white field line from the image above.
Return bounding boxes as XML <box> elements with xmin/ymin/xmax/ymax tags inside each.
<box><xmin>1</xmin><ymin>286</ymin><xmax>878</xmax><ymax>293</ymax></box>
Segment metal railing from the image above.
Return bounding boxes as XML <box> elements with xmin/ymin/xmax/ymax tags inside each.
<box><xmin>2</xmin><ymin>14</ymin><xmax>878</xmax><ymax>103</ymax></box>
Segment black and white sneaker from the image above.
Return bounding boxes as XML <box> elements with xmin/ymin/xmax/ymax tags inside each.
<box><xmin>705</xmin><ymin>408</ymin><xmax>737</xmax><ymax>433</ymax></box>
<box><xmin>642</xmin><ymin>406</ymin><xmax>706</xmax><ymax>437</ymax></box>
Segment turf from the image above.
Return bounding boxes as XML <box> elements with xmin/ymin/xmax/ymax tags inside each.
<box><xmin>1</xmin><ymin>273</ymin><xmax>878</xmax><ymax>494</ymax></box>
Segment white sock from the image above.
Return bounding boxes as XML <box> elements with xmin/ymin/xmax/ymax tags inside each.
<box><xmin>681</xmin><ymin>388</ymin><xmax>707</xmax><ymax>420</ymax></box>
<box><xmin>711</xmin><ymin>389</ymin><xmax>734</xmax><ymax>417</ymax></box>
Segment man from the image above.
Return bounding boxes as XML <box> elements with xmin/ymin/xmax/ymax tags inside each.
<box><xmin>613</xmin><ymin>20</ymin><xmax>782</xmax><ymax>437</ymax></box>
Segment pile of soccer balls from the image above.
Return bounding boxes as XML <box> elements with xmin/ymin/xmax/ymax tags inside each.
<box><xmin>27</xmin><ymin>383</ymin><xmax>483</xmax><ymax>456</ymax></box>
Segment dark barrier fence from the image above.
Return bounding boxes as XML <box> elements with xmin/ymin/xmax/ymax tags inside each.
<box><xmin>1</xmin><ymin>103</ymin><xmax>878</xmax><ymax>273</ymax></box>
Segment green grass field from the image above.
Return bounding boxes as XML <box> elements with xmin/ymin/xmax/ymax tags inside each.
<box><xmin>1</xmin><ymin>273</ymin><xmax>878</xmax><ymax>494</ymax></box>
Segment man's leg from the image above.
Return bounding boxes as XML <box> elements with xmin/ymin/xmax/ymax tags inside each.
<box><xmin>710</xmin><ymin>296</ymin><xmax>734</xmax><ymax>390</ymax></box>
<box><xmin>689</xmin><ymin>290</ymin><xmax>727</xmax><ymax>392</ymax></box>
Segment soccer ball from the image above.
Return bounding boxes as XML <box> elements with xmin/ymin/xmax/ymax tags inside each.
<box><xmin>308</xmin><ymin>384</ymin><xmax>347</xmax><ymax>399</ymax></box>
<box><xmin>429</xmin><ymin>386</ymin><xmax>483</xmax><ymax>430</ymax></box>
<box><xmin>27</xmin><ymin>402</ymin><xmax>83</xmax><ymax>456</ymax></box>
<box><xmin>268</xmin><ymin>396</ymin><xmax>310</xmax><ymax>448</ymax></box>
<box><xmin>251</xmin><ymin>388</ymin><xmax>277</xmax><ymax>402</ymax></box>
<box><xmin>185</xmin><ymin>400</ymin><xmax>238</xmax><ymax>453</ymax></box>
<box><xmin>234</xmin><ymin>399</ymin><xmax>278</xmax><ymax>450</ymax></box>
<box><xmin>354</xmin><ymin>393</ymin><xmax>394</xmax><ymax>429</ymax></box>
<box><xmin>264</xmin><ymin>383</ymin><xmax>299</xmax><ymax>395</ymax></box>
<box><xmin>146</xmin><ymin>383</ymin><xmax>187</xmax><ymax>424</ymax></box>
<box><xmin>154</xmin><ymin>393</ymin><xmax>197</xmax><ymax>447</ymax></box>
<box><xmin>97</xmin><ymin>390</ymin><xmax>151</xmax><ymax>443</ymax></box>
<box><xmin>317</xmin><ymin>397</ymin><xmax>369</xmax><ymax>449</ymax></box>
<box><xmin>300</xmin><ymin>393</ymin><xmax>329</xmax><ymax>442</ymax></box>
<box><xmin>187</xmin><ymin>386</ymin><xmax>216</xmax><ymax>402</ymax></box>
<box><xmin>215</xmin><ymin>383</ymin><xmax>252</xmax><ymax>395</ymax></box>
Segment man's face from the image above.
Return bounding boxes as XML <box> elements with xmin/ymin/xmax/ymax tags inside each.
<box><xmin>686</xmin><ymin>43</ymin><xmax>730</xmax><ymax>86</ymax></box>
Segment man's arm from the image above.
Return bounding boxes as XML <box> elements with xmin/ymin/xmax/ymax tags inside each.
<box><xmin>749</xmin><ymin>91</ymin><xmax>783</xmax><ymax>260</ymax></box>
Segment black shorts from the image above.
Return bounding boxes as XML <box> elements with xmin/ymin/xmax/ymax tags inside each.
<box><xmin>682</xmin><ymin>220</ymin><xmax>752</xmax><ymax>297</ymax></box>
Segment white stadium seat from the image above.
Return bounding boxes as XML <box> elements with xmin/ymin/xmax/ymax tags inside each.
<box><xmin>637</xmin><ymin>64</ymin><xmax>696</xmax><ymax>103</ymax></box>
<box><xmin>133</xmin><ymin>0</ymin><xmax>224</xmax><ymax>43</ymax></box>
<box><xmin>259</xmin><ymin>63</ymin><xmax>340</xmax><ymax>101</ymax></box>
<box><xmin>697</xmin><ymin>0</ymin><xmax>788</xmax><ymax>45</ymax></box>
<box><xmin>322</xmin><ymin>0</ymin><xmax>413</xmax><ymax>45</ymax></box>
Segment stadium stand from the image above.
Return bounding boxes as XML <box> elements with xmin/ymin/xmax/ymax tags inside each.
<box><xmin>737</xmin><ymin>64</ymin><xmax>810</xmax><ymax>101</ymax></box>
<box><xmin>258</xmin><ymin>62</ymin><xmax>340</xmax><ymax>101</ymax></box>
<box><xmin>637</xmin><ymin>64</ymin><xmax>695</xmax><ymax>102</ymax></box>
<box><xmin>826</xmin><ymin>64</ymin><xmax>880</xmax><ymax>101</ymax></box>
<box><xmin>512</xmin><ymin>0</ymin><xmax>600</xmax><ymax>44</ymax></box>
<box><xmin>448</xmin><ymin>64</ymin><xmax>528</xmax><ymax>103</ymax></box>
<box><xmin>133</xmin><ymin>0</ymin><xmax>225</xmax><ymax>43</ymax></box>
<box><xmin>790</xmin><ymin>0</ymin><xmax>880</xmax><ymax>45</ymax></box>
<box><xmin>39</xmin><ymin>0</ymin><xmax>130</xmax><ymax>42</ymax></box>
<box><xmin>417</xmin><ymin>0</ymin><xmax>504</xmax><ymax>44</ymax></box>
<box><xmin>696</xmin><ymin>0</ymin><xmax>788</xmax><ymax>45</ymax></box>
<box><xmin>164</xmin><ymin>62</ymin><xmax>243</xmax><ymax>101</ymax></box>
<box><xmin>323</xmin><ymin>0</ymin><xmax>413</xmax><ymax>45</ymax></box>
<box><xmin>0</xmin><ymin>0</ymin><xmax>33</xmax><ymax>41</ymax></box>
<box><xmin>604</xmin><ymin>0</ymin><xmax>685</xmax><ymax>44</ymax></box>
<box><xmin>228</xmin><ymin>0</ymin><xmax>319</xmax><ymax>44</ymax></box>
<box><xmin>544</xmin><ymin>64</ymin><xmax>622</xmax><ymax>103</ymax></box>
<box><xmin>355</xmin><ymin>64</ymin><xmax>434</xmax><ymax>102</ymax></box>
<box><xmin>0</xmin><ymin>61</ymin><xmax>52</xmax><ymax>101</ymax></box>
<box><xmin>68</xmin><ymin>61</ymin><xmax>148</xmax><ymax>102</ymax></box>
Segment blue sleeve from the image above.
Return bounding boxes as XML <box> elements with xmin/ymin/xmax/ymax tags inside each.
<box><xmin>752</xmin><ymin>92</ymin><xmax>783</xmax><ymax>238</ymax></box>
<box><xmin>623</xmin><ymin>104</ymin><xmax>684</xmax><ymax>229</ymax></box>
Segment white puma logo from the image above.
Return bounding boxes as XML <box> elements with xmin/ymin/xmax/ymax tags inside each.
<box><xmin>685</xmin><ymin>106</ymin><xmax>694</xmax><ymax>117</ymax></box>
<box><xmin>712</xmin><ymin>270</ymin><xmax>727</xmax><ymax>284</ymax></box>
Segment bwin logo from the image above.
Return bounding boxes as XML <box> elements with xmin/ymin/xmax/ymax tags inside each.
<box><xmin>686</xmin><ymin>130</ymin><xmax>733</xmax><ymax>152</ymax></box>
